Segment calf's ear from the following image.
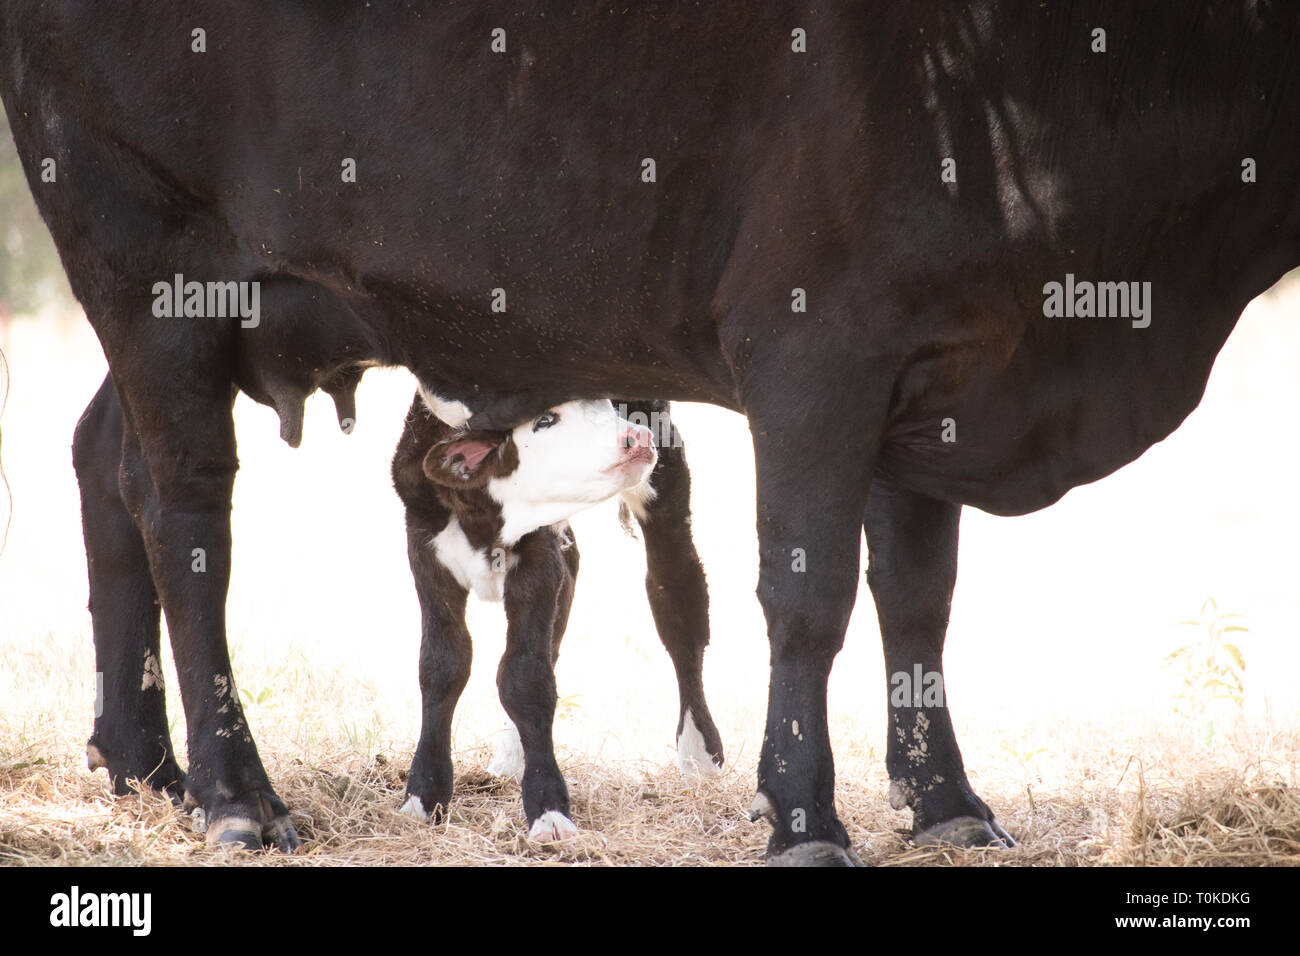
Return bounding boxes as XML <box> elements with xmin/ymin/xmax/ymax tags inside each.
<box><xmin>423</xmin><ymin>432</ymin><xmax>506</xmax><ymax>488</ymax></box>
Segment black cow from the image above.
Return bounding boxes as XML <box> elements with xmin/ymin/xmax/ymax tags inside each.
<box><xmin>3</xmin><ymin>3</ymin><xmax>1298</xmax><ymax>864</ymax></box>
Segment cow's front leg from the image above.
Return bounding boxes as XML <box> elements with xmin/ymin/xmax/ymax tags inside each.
<box><xmin>113</xmin><ymin>372</ymin><xmax>297</xmax><ymax>852</ymax></box>
<box><xmin>864</xmin><ymin>481</ymin><xmax>1014</xmax><ymax>848</ymax></box>
<box><xmin>73</xmin><ymin>376</ymin><xmax>184</xmax><ymax>799</ymax></box>
<box><xmin>745</xmin><ymin>380</ymin><xmax>879</xmax><ymax>866</ymax></box>
<box><xmin>499</xmin><ymin>530</ymin><xmax>574</xmax><ymax>841</ymax></box>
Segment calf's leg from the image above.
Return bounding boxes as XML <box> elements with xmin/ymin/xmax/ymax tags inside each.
<box><xmin>483</xmin><ymin>527</ymin><xmax>582</xmax><ymax>782</ymax></box>
<box><xmin>621</xmin><ymin>400</ymin><xmax>724</xmax><ymax>778</ymax></box>
<box><xmin>391</xmin><ymin>398</ymin><xmax>474</xmax><ymax>819</ymax></box>
<box><xmin>399</xmin><ymin>546</ymin><xmax>472</xmax><ymax>822</ymax></box>
<box><xmin>500</xmin><ymin>530</ymin><xmax>575</xmax><ymax>840</ymax></box>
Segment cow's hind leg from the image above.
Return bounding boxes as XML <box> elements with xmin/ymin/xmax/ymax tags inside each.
<box><xmin>73</xmin><ymin>375</ymin><xmax>184</xmax><ymax>799</ymax></box>
<box><xmin>500</xmin><ymin>530</ymin><xmax>576</xmax><ymax>841</ymax></box>
<box><xmin>103</xmin><ymin>333</ymin><xmax>298</xmax><ymax>852</ymax></box>
<box><xmin>864</xmin><ymin>481</ymin><xmax>1014</xmax><ymax>848</ymax></box>
<box><xmin>622</xmin><ymin>400</ymin><xmax>723</xmax><ymax>778</ymax></box>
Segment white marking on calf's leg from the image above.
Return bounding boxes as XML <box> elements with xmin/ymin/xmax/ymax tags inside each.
<box><xmin>677</xmin><ymin>708</ymin><xmax>721</xmax><ymax>779</ymax></box>
<box><xmin>528</xmin><ymin>810</ymin><xmax>578</xmax><ymax>842</ymax></box>
<box><xmin>398</xmin><ymin>794</ymin><xmax>430</xmax><ymax>822</ymax></box>
<box><xmin>487</xmin><ymin>720</ymin><xmax>525</xmax><ymax>781</ymax></box>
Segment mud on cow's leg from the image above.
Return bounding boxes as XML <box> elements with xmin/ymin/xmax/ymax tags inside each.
<box><xmin>743</xmin><ymin>367</ymin><xmax>881</xmax><ymax>867</ymax></box>
<box><xmin>499</xmin><ymin>530</ymin><xmax>577</xmax><ymax>841</ymax></box>
<box><xmin>73</xmin><ymin>376</ymin><xmax>184</xmax><ymax>799</ymax></box>
<box><xmin>103</xmin><ymin>332</ymin><xmax>298</xmax><ymax>852</ymax></box>
<box><xmin>864</xmin><ymin>481</ymin><xmax>1014</xmax><ymax>848</ymax></box>
<box><xmin>621</xmin><ymin>400</ymin><xmax>724</xmax><ymax>779</ymax></box>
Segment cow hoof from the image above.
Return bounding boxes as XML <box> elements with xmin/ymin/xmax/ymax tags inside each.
<box><xmin>205</xmin><ymin>799</ymin><xmax>302</xmax><ymax>853</ymax></box>
<box><xmin>206</xmin><ymin>815</ymin><xmax>302</xmax><ymax>852</ymax></box>
<box><xmin>528</xmin><ymin>811</ymin><xmax>578</xmax><ymax>842</ymax></box>
<box><xmin>86</xmin><ymin>743</ymin><xmax>109</xmax><ymax>772</ymax></box>
<box><xmin>913</xmin><ymin>816</ymin><xmax>1016</xmax><ymax>849</ymax></box>
<box><xmin>263</xmin><ymin>814</ymin><xmax>302</xmax><ymax>853</ymax></box>
<box><xmin>767</xmin><ymin>841</ymin><xmax>860</xmax><ymax>867</ymax></box>
<box><xmin>86</xmin><ymin>738</ymin><xmax>187</xmax><ymax>803</ymax></box>
<box><xmin>487</xmin><ymin>723</ymin><xmax>525</xmax><ymax>781</ymax></box>
<box><xmin>399</xmin><ymin>794</ymin><xmax>430</xmax><ymax>822</ymax></box>
<box><xmin>206</xmin><ymin>815</ymin><xmax>264</xmax><ymax>850</ymax></box>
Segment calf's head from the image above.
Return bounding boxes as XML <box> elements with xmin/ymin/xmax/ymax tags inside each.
<box><xmin>422</xmin><ymin>399</ymin><xmax>656</xmax><ymax>543</ymax></box>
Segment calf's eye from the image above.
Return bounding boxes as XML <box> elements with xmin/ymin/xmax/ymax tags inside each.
<box><xmin>532</xmin><ymin>411</ymin><xmax>560</xmax><ymax>431</ymax></box>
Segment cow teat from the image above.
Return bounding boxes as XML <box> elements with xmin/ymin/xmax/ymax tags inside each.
<box><xmin>265</xmin><ymin>383</ymin><xmax>307</xmax><ymax>449</ymax></box>
<box><xmin>322</xmin><ymin>365</ymin><xmax>364</xmax><ymax>435</ymax></box>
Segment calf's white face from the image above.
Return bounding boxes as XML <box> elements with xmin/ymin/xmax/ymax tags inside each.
<box><xmin>422</xmin><ymin>399</ymin><xmax>657</xmax><ymax>545</ymax></box>
<box><xmin>491</xmin><ymin>399</ymin><xmax>656</xmax><ymax>541</ymax></box>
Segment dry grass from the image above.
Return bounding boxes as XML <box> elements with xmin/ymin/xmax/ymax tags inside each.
<box><xmin>2</xmin><ymin>634</ymin><xmax>1297</xmax><ymax>866</ymax></box>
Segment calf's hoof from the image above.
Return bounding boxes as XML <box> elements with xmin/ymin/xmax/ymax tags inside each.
<box><xmin>398</xmin><ymin>794</ymin><xmax>431</xmax><ymax>822</ymax></box>
<box><xmin>528</xmin><ymin>811</ymin><xmax>578</xmax><ymax>842</ymax></box>
<box><xmin>676</xmin><ymin>708</ymin><xmax>724</xmax><ymax>780</ymax></box>
<box><xmin>913</xmin><ymin>815</ymin><xmax>1016</xmax><ymax>849</ymax></box>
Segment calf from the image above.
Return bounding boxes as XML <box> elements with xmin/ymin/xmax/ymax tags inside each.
<box><xmin>390</xmin><ymin>393</ymin><xmax>714</xmax><ymax>839</ymax></box>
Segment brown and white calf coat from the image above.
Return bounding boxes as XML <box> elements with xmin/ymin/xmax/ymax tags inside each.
<box><xmin>390</xmin><ymin>394</ymin><xmax>721</xmax><ymax>840</ymax></box>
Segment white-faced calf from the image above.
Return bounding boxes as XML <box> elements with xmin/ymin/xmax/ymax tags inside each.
<box><xmin>390</xmin><ymin>395</ymin><xmax>722</xmax><ymax>841</ymax></box>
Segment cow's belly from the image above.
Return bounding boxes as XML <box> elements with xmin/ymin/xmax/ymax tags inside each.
<box><xmin>877</xmin><ymin>352</ymin><xmax>1213</xmax><ymax>517</ymax></box>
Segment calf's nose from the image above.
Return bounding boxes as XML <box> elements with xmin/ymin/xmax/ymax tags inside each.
<box><xmin>620</xmin><ymin>425</ymin><xmax>654</xmax><ymax>449</ymax></box>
